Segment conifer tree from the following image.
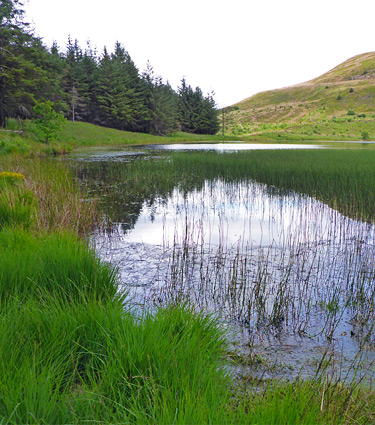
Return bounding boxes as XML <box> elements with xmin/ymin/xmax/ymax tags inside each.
<box><xmin>0</xmin><ymin>0</ymin><xmax>41</xmax><ymax>126</ymax></box>
<box><xmin>177</xmin><ymin>78</ymin><xmax>219</xmax><ymax>134</ymax></box>
<box><xmin>142</xmin><ymin>62</ymin><xmax>178</xmax><ymax>135</ymax></box>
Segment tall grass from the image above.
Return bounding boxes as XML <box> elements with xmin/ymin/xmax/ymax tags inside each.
<box><xmin>0</xmin><ymin>151</ymin><xmax>234</xmax><ymax>424</ymax></box>
<box><xmin>0</xmin><ymin>300</ymin><xmax>232</xmax><ymax>424</ymax></box>
<box><xmin>169</xmin><ymin>149</ymin><xmax>375</xmax><ymax>222</ymax></box>
<box><xmin>0</xmin><ymin>172</ymin><xmax>35</xmax><ymax>229</ymax></box>
<box><xmin>0</xmin><ymin>228</ymin><xmax>120</xmax><ymax>306</ymax></box>
<box><xmin>0</xmin><ymin>155</ymin><xmax>98</xmax><ymax>233</ymax></box>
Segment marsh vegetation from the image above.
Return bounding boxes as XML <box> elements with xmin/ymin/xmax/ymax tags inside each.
<box><xmin>71</xmin><ymin>147</ymin><xmax>375</xmax><ymax>382</ymax></box>
<box><xmin>1</xmin><ymin>145</ymin><xmax>375</xmax><ymax>423</ymax></box>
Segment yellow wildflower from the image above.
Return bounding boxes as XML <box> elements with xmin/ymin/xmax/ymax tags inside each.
<box><xmin>0</xmin><ymin>171</ymin><xmax>25</xmax><ymax>180</ymax></box>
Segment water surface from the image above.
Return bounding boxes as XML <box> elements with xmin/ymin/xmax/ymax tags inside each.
<box><xmin>68</xmin><ymin>144</ymin><xmax>375</xmax><ymax>381</ymax></box>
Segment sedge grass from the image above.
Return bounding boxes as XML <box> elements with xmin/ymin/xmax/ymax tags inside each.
<box><xmin>0</xmin><ymin>300</ymin><xmax>232</xmax><ymax>424</ymax></box>
<box><xmin>0</xmin><ymin>174</ymin><xmax>35</xmax><ymax>229</ymax></box>
<box><xmin>0</xmin><ymin>228</ymin><xmax>120</xmax><ymax>307</ymax></box>
<box><xmin>75</xmin><ymin>148</ymin><xmax>375</xmax><ymax>224</ymax></box>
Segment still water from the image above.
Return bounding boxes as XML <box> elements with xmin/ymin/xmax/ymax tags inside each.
<box><xmin>68</xmin><ymin>144</ymin><xmax>375</xmax><ymax>380</ymax></box>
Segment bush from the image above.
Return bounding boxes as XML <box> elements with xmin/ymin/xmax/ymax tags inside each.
<box><xmin>33</xmin><ymin>101</ymin><xmax>66</xmax><ymax>143</ymax></box>
<box><xmin>347</xmin><ymin>110</ymin><xmax>356</xmax><ymax>115</ymax></box>
<box><xmin>361</xmin><ymin>130</ymin><xmax>370</xmax><ymax>140</ymax></box>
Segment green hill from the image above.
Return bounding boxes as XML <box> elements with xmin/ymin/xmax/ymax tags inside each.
<box><xmin>225</xmin><ymin>52</ymin><xmax>375</xmax><ymax>141</ymax></box>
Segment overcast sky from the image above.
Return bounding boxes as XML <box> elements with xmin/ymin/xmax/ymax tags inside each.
<box><xmin>24</xmin><ymin>0</ymin><xmax>374</xmax><ymax>107</ymax></box>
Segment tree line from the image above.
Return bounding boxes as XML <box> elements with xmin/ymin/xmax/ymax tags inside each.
<box><xmin>0</xmin><ymin>0</ymin><xmax>220</xmax><ymax>135</ymax></box>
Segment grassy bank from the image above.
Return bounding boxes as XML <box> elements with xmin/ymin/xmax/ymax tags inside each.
<box><xmin>0</xmin><ymin>119</ymin><xmax>239</xmax><ymax>156</ymax></box>
<box><xmin>223</xmin><ymin>112</ymin><xmax>375</xmax><ymax>142</ymax></box>
<box><xmin>0</xmin><ymin>157</ymin><xmax>232</xmax><ymax>423</ymax></box>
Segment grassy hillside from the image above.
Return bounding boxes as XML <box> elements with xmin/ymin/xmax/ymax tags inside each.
<box><xmin>225</xmin><ymin>52</ymin><xmax>375</xmax><ymax>140</ymax></box>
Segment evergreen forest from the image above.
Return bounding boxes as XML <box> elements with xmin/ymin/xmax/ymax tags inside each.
<box><xmin>0</xmin><ymin>0</ymin><xmax>220</xmax><ymax>135</ymax></box>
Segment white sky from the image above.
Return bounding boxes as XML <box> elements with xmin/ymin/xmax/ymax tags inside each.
<box><xmin>24</xmin><ymin>0</ymin><xmax>375</xmax><ymax>107</ymax></box>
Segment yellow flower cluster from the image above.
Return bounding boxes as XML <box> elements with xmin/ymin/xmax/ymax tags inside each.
<box><xmin>0</xmin><ymin>171</ymin><xmax>25</xmax><ymax>180</ymax></box>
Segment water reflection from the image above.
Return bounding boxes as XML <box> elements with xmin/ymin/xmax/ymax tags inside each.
<box><xmin>69</xmin><ymin>147</ymin><xmax>375</xmax><ymax>381</ymax></box>
<box><xmin>150</xmin><ymin>143</ymin><xmax>324</xmax><ymax>151</ymax></box>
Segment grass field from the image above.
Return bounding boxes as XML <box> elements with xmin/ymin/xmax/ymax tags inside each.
<box><xmin>0</xmin><ymin>119</ymin><xmax>239</xmax><ymax>156</ymax></box>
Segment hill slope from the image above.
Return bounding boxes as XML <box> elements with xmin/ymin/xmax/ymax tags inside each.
<box><xmin>225</xmin><ymin>52</ymin><xmax>375</xmax><ymax>140</ymax></box>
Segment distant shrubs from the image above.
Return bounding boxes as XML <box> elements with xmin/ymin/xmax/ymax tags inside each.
<box><xmin>361</xmin><ymin>130</ymin><xmax>370</xmax><ymax>140</ymax></box>
<box><xmin>349</xmin><ymin>88</ymin><xmax>354</xmax><ymax>93</ymax></box>
<box><xmin>347</xmin><ymin>110</ymin><xmax>356</xmax><ymax>115</ymax></box>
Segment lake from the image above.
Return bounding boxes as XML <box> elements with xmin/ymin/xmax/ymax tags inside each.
<box><xmin>68</xmin><ymin>143</ymin><xmax>375</xmax><ymax>380</ymax></box>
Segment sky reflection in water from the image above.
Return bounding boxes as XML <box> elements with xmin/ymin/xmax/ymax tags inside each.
<box><xmin>70</xmin><ymin>145</ymin><xmax>375</xmax><ymax>381</ymax></box>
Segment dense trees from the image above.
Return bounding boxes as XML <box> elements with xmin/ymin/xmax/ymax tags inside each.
<box><xmin>0</xmin><ymin>0</ymin><xmax>43</xmax><ymax>126</ymax></box>
<box><xmin>0</xmin><ymin>0</ymin><xmax>219</xmax><ymax>135</ymax></box>
<box><xmin>177</xmin><ymin>79</ymin><xmax>220</xmax><ymax>135</ymax></box>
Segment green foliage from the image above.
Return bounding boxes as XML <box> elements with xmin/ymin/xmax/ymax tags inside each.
<box><xmin>177</xmin><ymin>78</ymin><xmax>220</xmax><ymax>135</ymax></box>
<box><xmin>361</xmin><ymin>130</ymin><xmax>369</xmax><ymax>140</ymax></box>
<box><xmin>33</xmin><ymin>101</ymin><xmax>66</xmax><ymax>143</ymax></box>
<box><xmin>0</xmin><ymin>1</ymin><xmax>59</xmax><ymax>127</ymax></box>
<box><xmin>347</xmin><ymin>110</ymin><xmax>356</xmax><ymax>115</ymax></box>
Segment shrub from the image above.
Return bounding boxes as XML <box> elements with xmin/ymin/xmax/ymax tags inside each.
<box><xmin>33</xmin><ymin>101</ymin><xmax>66</xmax><ymax>143</ymax></box>
<box><xmin>347</xmin><ymin>110</ymin><xmax>356</xmax><ymax>115</ymax></box>
<box><xmin>361</xmin><ymin>130</ymin><xmax>370</xmax><ymax>140</ymax></box>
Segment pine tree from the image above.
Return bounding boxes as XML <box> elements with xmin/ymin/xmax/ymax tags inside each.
<box><xmin>111</xmin><ymin>42</ymin><xmax>150</xmax><ymax>131</ymax></box>
<box><xmin>0</xmin><ymin>0</ymin><xmax>44</xmax><ymax>126</ymax></box>
<box><xmin>177</xmin><ymin>79</ymin><xmax>219</xmax><ymax>135</ymax></box>
<box><xmin>142</xmin><ymin>62</ymin><xmax>178</xmax><ymax>135</ymax></box>
<box><xmin>62</xmin><ymin>37</ymin><xmax>89</xmax><ymax>122</ymax></box>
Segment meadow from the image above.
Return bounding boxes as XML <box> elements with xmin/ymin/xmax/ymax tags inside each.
<box><xmin>1</xmin><ymin>130</ymin><xmax>375</xmax><ymax>423</ymax></box>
